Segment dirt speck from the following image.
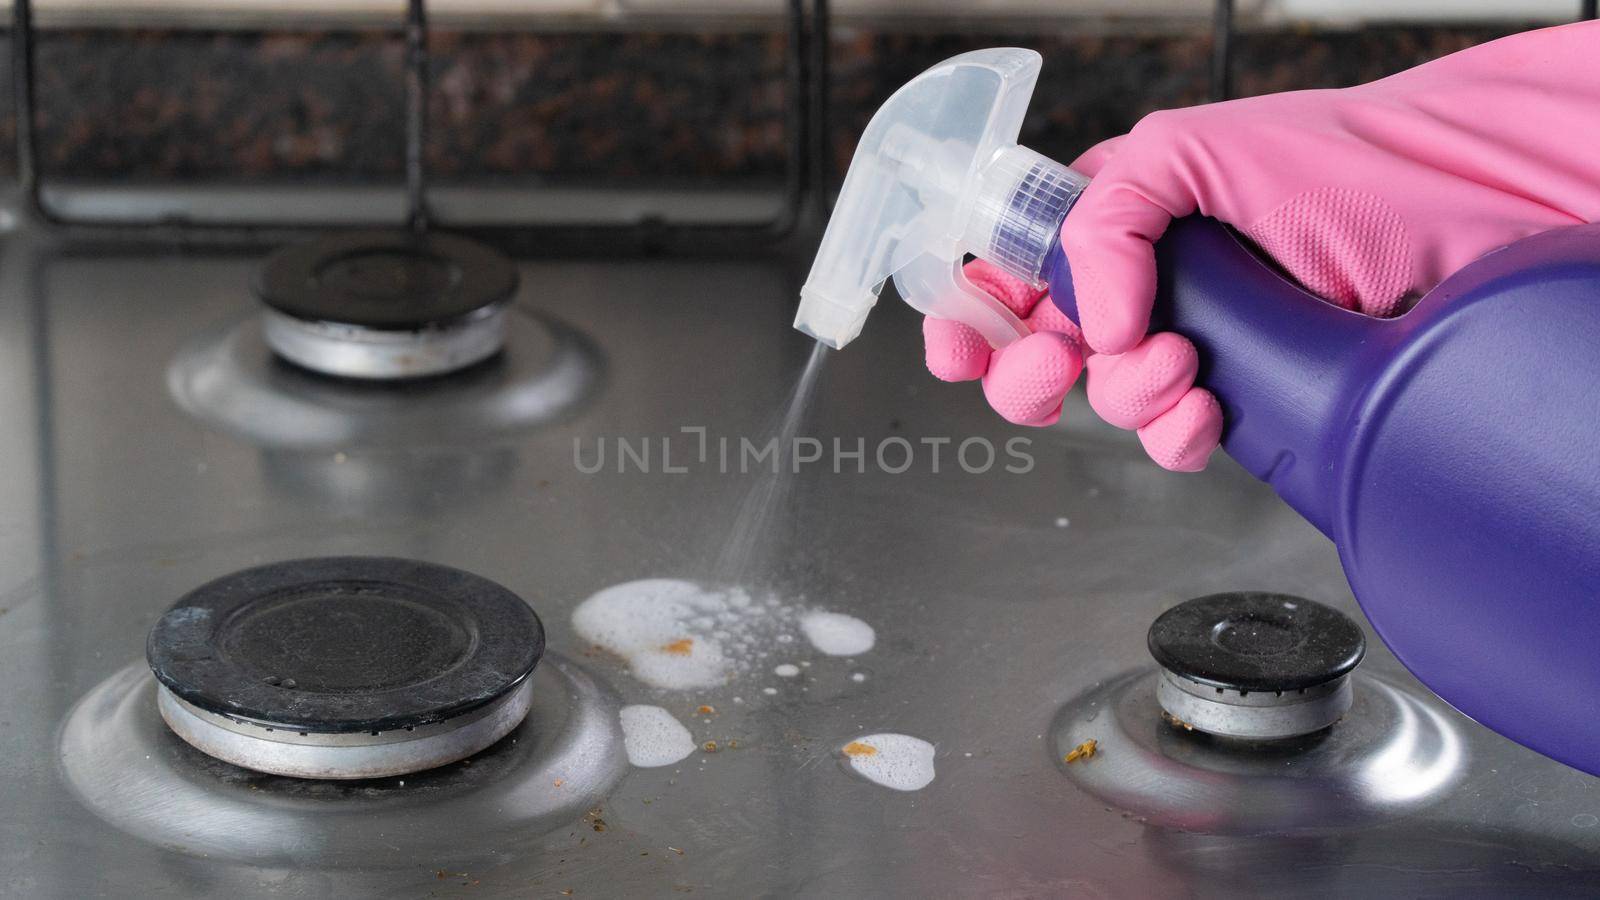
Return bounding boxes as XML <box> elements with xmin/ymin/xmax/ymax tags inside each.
<box><xmin>1063</xmin><ymin>739</ymin><xmax>1098</xmax><ymax>764</ymax></box>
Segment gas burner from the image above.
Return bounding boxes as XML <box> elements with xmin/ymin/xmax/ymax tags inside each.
<box><xmin>257</xmin><ymin>230</ymin><xmax>518</xmax><ymax>380</ymax></box>
<box><xmin>146</xmin><ymin>557</ymin><xmax>544</xmax><ymax>779</ymax></box>
<box><xmin>1051</xmin><ymin>668</ymin><xmax>1465</xmax><ymax>835</ymax></box>
<box><xmin>1148</xmin><ymin>592</ymin><xmax>1365</xmax><ymax>740</ymax></box>
<box><xmin>168</xmin><ymin>306</ymin><xmax>603</xmax><ymax>451</ymax></box>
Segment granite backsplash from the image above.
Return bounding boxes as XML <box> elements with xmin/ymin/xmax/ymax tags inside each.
<box><xmin>0</xmin><ymin>22</ymin><xmax>1532</xmax><ymax>184</ymax></box>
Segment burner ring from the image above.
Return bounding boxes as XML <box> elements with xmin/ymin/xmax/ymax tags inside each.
<box><xmin>1148</xmin><ymin>592</ymin><xmax>1365</xmax><ymax>739</ymax></box>
<box><xmin>147</xmin><ymin>557</ymin><xmax>544</xmax><ymax>777</ymax></box>
<box><xmin>256</xmin><ymin>230</ymin><xmax>519</xmax><ymax>379</ymax></box>
<box><xmin>154</xmin><ymin>678</ymin><xmax>534</xmax><ymax>780</ymax></box>
<box><xmin>261</xmin><ymin>304</ymin><xmax>509</xmax><ymax>381</ymax></box>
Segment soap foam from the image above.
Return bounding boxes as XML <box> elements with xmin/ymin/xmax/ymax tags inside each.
<box><xmin>575</xmin><ymin>579</ymin><xmax>877</xmax><ymax>691</ymax></box>
<box><xmin>800</xmin><ymin>611</ymin><xmax>875</xmax><ymax>656</ymax></box>
<box><xmin>841</xmin><ymin>733</ymin><xmax>935</xmax><ymax>791</ymax></box>
<box><xmin>619</xmin><ymin>705</ymin><xmax>696</xmax><ymax>768</ymax></box>
<box><xmin>573</xmin><ymin>579</ymin><xmax>758</xmax><ymax>689</ymax></box>
<box><xmin>774</xmin><ymin>663</ymin><xmax>800</xmax><ymax>677</ymax></box>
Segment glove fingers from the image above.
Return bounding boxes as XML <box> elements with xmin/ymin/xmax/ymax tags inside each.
<box><xmin>1137</xmin><ymin>387</ymin><xmax>1223</xmax><ymax>472</ymax></box>
<box><xmin>923</xmin><ymin>316</ymin><xmax>991</xmax><ymax>383</ymax></box>
<box><xmin>981</xmin><ymin>331</ymin><xmax>1084</xmax><ymax>427</ymax></box>
<box><xmin>1060</xmin><ymin>182</ymin><xmax>1173</xmax><ymax>356</ymax></box>
<box><xmin>1062</xmin><ymin>112</ymin><xmax>1208</xmax><ymax>356</ymax></box>
<box><xmin>1085</xmin><ymin>332</ymin><xmax>1200</xmax><ymax>430</ymax></box>
<box><xmin>965</xmin><ymin>258</ymin><xmax>1050</xmax><ymax>318</ymax></box>
<box><xmin>1023</xmin><ymin>296</ymin><xmax>1085</xmax><ymax>343</ymax></box>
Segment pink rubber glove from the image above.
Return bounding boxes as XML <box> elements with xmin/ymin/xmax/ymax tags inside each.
<box><xmin>928</xmin><ymin>21</ymin><xmax>1600</xmax><ymax>472</ymax></box>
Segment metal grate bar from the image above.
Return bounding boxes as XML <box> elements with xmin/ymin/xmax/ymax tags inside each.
<box><xmin>9</xmin><ymin>0</ymin><xmax>828</xmax><ymax>253</ymax></box>
<box><xmin>1211</xmin><ymin>0</ymin><xmax>1234</xmax><ymax>102</ymax></box>
<box><xmin>405</xmin><ymin>0</ymin><xmax>429</xmax><ymax>233</ymax></box>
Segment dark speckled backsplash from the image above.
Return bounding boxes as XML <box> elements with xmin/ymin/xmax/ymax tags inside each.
<box><xmin>0</xmin><ymin>22</ymin><xmax>1530</xmax><ymax>183</ymax></box>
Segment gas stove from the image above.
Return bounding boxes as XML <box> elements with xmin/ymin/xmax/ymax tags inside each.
<box><xmin>3</xmin><ymin>192</ymin><xmax>1598</xmax><ymax>897</ymax></box>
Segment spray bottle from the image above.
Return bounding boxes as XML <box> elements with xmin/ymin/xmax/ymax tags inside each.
<box><xmin>796</xmin><ymin>48</ymin><xmax>1600</xmax><ymax>777</ymax></box>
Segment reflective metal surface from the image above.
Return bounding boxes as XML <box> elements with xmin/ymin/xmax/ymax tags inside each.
<box><xmin>60</xmin><ymin>658</ymin><xmax>624</xmax><ymax>867</ymax></box>
<box><xmin>1057</xmin><ymin>670</ymin><xmax>1462</xmax><ymax>834</ymax></box>
<box><xmin>169</xmin><ymin>307</ymin><xmax>601</xmax><ymax>449</ymax></box>
<box><xmin>3</xmin><ymin>211</ymin><xmax>1599</xmax><ymax>896</ymax></box>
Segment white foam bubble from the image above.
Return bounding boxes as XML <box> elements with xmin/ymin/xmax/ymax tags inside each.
<box><xmin>842</xmin><ymin>733</ymin><xmax>935</xmax><ymax>791</ymax></box>
<box><xmin>574</xmin><ymin>579</ymin><xmax>857</xmax><ymax>690</ymax></box>
<box><xmin>773</xmin><ymin>663</ymin><xmax>800</xmax><ymax>677</ymax></box>
<box><xmin>850</xmin><ymin>672</ymin><xmax>866</xmax><ymax>683</ymax></box>
<box><xmin>572</xmin><ymin>579</ymin><xmax>747</xmax><ymax>689</ymax></box>
<box><xmin>800</xmin><ymin>611</ymin><xmax>875</xmax><ymax>657</ymax></box>
<box><xmin>619</xmin><ymin>705</ymin><xmax>696</xmax><ymax>768</ymax></box>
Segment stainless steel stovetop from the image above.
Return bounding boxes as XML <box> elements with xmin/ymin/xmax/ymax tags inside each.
<box><xmin>2</xmin><ymin>206</ymin><xmax>1598</xmax><ymax>898</ymax></box>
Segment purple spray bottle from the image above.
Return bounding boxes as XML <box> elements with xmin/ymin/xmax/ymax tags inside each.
<box><xmin>795</xmin><ymin>48</ymin><xmax>1600</xmax><ymax>776</ymax></box>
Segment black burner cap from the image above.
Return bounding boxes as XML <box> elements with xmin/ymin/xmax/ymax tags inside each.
<box><xmin>1147</xmin><ymin>592</ymin><xmax>1365</xmax><ymax>693</ymax></box>
<box><xmin>147</xmin><ymin>557</ymin><xmax>543</xmax><ymax>732</ymax></box>
<box><xmin>257</xmin><ymin>230</ymin><xmax>518</xmax><ymax>330</ymax></box>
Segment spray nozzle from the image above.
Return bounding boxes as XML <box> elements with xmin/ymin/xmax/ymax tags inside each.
<box><xmin>795</xmin><ymin>48</ymin><xmax>1088</xmax><ymax>350</ymax></box>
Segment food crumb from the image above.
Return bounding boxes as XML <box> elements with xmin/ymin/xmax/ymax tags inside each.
<box><xmin>696</xmin><ymin>705</ymin><xmax>715</xmax><ymax>715</ymax></box>
<box><xmin>560</xmin><ymin>890</ymin><xmax>574</xmax><ymax>896</ymax></box>
<box><xmin>702</xmin><ymin>740</ymin><xmax>718</xmax><ymax>753</ymax></box>
<box><xmin>661</xmin><ymin>638</ymin><xmax>694</xmax><ymax>656</ymax></box>
<box><xmin>1162</xmin><ymin>712</ymin><xmax>1195</xmax><ymax>731</ymax></box>
<box><xmin>668</xmin><ymin>846</ymin><xmax>685</xmax><ymax>855</ymax></box>
<box><xmin>553</xmin><ymin>778</ymin><xmax>565</xmax><ymax>787</ymax></box>
<box><xmin>842</xmin><ymin>741</ymin><xmax>877</xmax><ymax>758</ymax></box>
<box><xmin>1063</xmin><ymin>739</ymin><xmax>1098</xmax><ymax>764</ymax></box>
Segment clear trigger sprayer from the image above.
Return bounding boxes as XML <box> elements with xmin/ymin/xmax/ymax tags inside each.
<box><xmin>793</xmin><ymin>48</ymin><xmax>1087</xmax><ymax>350</ymax></box>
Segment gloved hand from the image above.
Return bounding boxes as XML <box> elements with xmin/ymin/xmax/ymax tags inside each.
<box><xmin>924</xmin><ymin>261</ymin><xmax>1219</xmax><ymax>471</ymax></box>
<box><xmin>928</xmin><ymin>20</ymin><xmax>1600</xmax><ymax>471</ymax></box>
